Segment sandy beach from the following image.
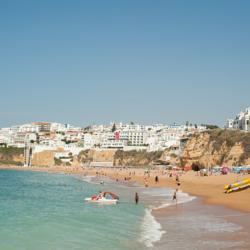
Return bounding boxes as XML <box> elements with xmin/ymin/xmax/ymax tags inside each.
<box><xmin>1</xmin><ymin>165</ymin><xmax>250</xmax><ymax>249</ymax></box>
<box><xmin>1</xmin><ymin>165</ymin><xmax>250</xmax><ymax>213</ymax></box>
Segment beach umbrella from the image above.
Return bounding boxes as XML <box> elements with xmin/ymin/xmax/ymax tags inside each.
<box><xmin>221</xmin><ymin>166</ymin><xmax>230</xmax><ymax>175</ymax></box>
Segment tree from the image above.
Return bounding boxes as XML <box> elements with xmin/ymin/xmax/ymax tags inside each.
<box><xmin>201</xmin><ymin>124</ymin><xmax>219</xmax><ymax>130</ymax></box>
<box><xmin>84</xmin><ymin>125</ymin><xmax>91</xmax><ymax>131</ymax></box>
<box><xmin>111</xmin><ymin>123</ymin><xmax>117</xmax><ymax>132</ymax></box>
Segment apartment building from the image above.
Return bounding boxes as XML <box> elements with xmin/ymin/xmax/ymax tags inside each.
<box><xmin>128</xmin><ymin>130</ymin><xmax>147</xmax><ymax>146</ymax></box>
<box><xmin>83</xmin><ymin>133</ymin><xmax>96</xmax><ymax>149</ymax></box>
<box><xmin>226</xmin><ymin>107</ymin><xmax>250</xmax><ymax>131</ymax></box>
<box><xmin>33</xmin><ymin>122</ymin><xmax>51</xmax><ymax>133</ymax></box>
<box><xmin>101</xmin><ymin>139</ymin><xmax>126</xmax><ymax>148</ymax></box>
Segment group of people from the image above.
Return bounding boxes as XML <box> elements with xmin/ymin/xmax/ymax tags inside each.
<box><xmin>93</xmin><ymin>167</ymin><xmax>182</xmax><ymax>205</ymax></box>
<box><xmin>135</xmin><ymin>174</ymin><xmax>181</xmax><ymax>205</ymax></box>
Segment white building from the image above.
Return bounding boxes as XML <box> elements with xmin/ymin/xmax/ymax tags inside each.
<box><xmin>101</xmin><ymin>139</ymin><xmax>126</xmax><ymax>149</ymax></box>
<box><xmin>0</xmin><ymin>128</ymin><xmax>12</xmax><ymax>145</ymax></box>
<box><xmin>0</xmin><ymin>121</ymin><xmax>206</xmax><ymax>152</ymax></box>
<box><xmin>83</xmin><ymin>133</ymin><xmax>96</xmax><ymax>149</ymax></box>
<box><xmin>225</xmin><ymin>119</ymin><xmax>234</xmax><ymax>129</ymax></box>
<box><xmin>19</xmin><ymin>123</ymin><xmax>39</xmax><ymax>133</ymax></box>
<box><xmin>128</xmin><ymin>130</ymin><xmax>148</xmax><ymax>146</ymax></box>
<box><xmin>227</xmin><ymin>107</ymin><xmax>250</xmax><ymax>131</ymax></box>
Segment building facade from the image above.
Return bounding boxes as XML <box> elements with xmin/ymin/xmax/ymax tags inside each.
<box><xmin>226</xmin><ymin>107</ymin><xmax>250</xmax><ymax>131</ymax></box>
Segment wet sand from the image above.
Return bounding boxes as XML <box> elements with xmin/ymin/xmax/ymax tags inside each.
<box><xmin>1</xmin><ymin>165</ymin><xmax>250</xmax><ymax>249</ymax></box>
<box><xmin>153</xmin><ymin>198</ymin><xmax>250</xmax><ymax>250</ymax></box>
<box><xmin>1</xmin><ymin>165</ymin><xmax>250</xmax><ymax>213</ymax></box>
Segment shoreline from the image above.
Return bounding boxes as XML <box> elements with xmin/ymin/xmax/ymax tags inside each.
<box><xmin>1</xmin><ymin>165</ymin><xmax>250</xmax><ymax>249</ymax></box>
<box><xmin>0</xmin><ymin>165</ymin><xmax>250</xmax><ymax>213</ymax></box>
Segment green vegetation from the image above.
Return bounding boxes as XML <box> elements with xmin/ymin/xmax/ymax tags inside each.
<box><xmin>201</xmin><ymin>124</ymin><xmax>219</xmax><ymax>129</ymax></box>
<box><xmin>54</xmin><ymin>157</ymin><xmax>63</xmax><ymax>165</ymax></box>
<box><xmin>0</xmin><ymin>146</ymin><xmax>23</xmax><ymax>155</ymax></box>
<box><xmin>78</xmin><ymin>150</ymin><xmax>93</xmax><ymax>163</ymax></box>
<box><xmin>0</xmin><ymin>159</ymin><xmax>23</xmax><ymax>166</ymax></box>
<box><xmin>0</xmin><ymin>146</ymin><xmax>24</xmax><ymax>166</ymax></box>
<box><xmin>111</xmin><ymin>123</ymin><xmax>117</xmax><ymax>132</ymax></box>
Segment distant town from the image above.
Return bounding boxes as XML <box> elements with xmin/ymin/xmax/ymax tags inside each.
<box><xmin>0</xmin><ymin>121</ymin><xmax>206</xmax><ymax>152</ymax></box>
<box><xmin>0</xmin><ymin>106</ymin><xmax>249</xmax><ymax>166</ymax></box>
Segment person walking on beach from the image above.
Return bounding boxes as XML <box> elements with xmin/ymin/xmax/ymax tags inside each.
<box><xmin>177</xmin><ymin>180</ymin><xmax>181</xmax><ymax>188</ymax></box>
<box><xmin>155</xmin><ymin>175</ymin><xmax>159</xmax><ymax>183</ymax></box>
<box><xmin>172</xmin><ymin>189</ymin><xmax>178</xmax><ymax>204</ymax></box>
<box><xmin>135</xmin><ymin>192</ymin><xmax>139</xmax><ymax>204</ymax></box>
<box><xmin>176</xmin><ymin>175</ymin><xmax>179</xmax><ymax>183</ymax></box>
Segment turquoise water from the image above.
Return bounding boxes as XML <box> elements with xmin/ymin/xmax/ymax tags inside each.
<box><xmin>0</xmin><ymin>170</ymin><xmax>145</xmax><ymax>250</ymax></box>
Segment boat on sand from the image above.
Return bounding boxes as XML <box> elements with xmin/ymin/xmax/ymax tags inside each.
<box><xmin>224</xmin><ymin>179</ymin><xmax>250</xmax><ymax>193</ymax></box>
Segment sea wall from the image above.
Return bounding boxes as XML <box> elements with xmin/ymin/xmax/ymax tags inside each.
<box><xmin>32</xmin><ymin>150</ymin><xmax>56</xmax><ymax>167</ymax></box>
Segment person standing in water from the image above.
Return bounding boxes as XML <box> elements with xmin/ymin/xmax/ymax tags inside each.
<box><xmin>172</xmin><ymin>189</ymin><xmax>178</xmax><ymax>204</ymax></box>
<box><xmin>135</xmin><ymin>192</ymin><xmax>139</xmax><ymax>204</ymax></box>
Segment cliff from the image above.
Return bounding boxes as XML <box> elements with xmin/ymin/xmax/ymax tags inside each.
<box><xmin>0</xmin><ymin>147</ymin><xmax>24</xmax><ymax>166</ymax></box>
<box><xmin>181</xmin><ymin>129</ymin><xmax>250</xmax><ymax>167</ymax></box>
<box><xmin>24</xmin><ymin>129</ymin><xmax>250</xmax><ymax>168</ymax></box>
<box><xmin>113</xmin><ymin>150</ymin><xmax>163</xmax><ymax>166</ymax></box>
<box><xmin>77</xmin><ymin>149</ymin><xmax>163</xmax><ymax>167</ymax></box>
<box><xmin>78</xmin><ymin>149</ymin><xmax>116</xmax><ymax>164</ymax></box>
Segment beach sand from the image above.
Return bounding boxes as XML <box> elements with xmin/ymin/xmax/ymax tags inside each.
<box><xmin>153</xmin><ymin>197</ymin><xmax>250</xmax><ymax>250</ymax></box>
<box><xmin>1</xmin><ymin>165</ymin><xmax>250</xmax><ymax>213</ymax></box>
<box><xmin>1</xmin><ymin>165</ymin><xmax>250</xmax><ymax>249</ymax></box>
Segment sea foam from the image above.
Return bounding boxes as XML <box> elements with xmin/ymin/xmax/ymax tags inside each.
<box><xmin>139</xmin><ymin>188</ymin><xmax>196</xmax><ymax>248</ymax></box>
<box><xmin>156</xmin><ymin>190</ymin><xmax>196</xmax><ymax>209</ymax></box>
<box><xmin>139</xmin><ymin>208</ymin><xmax>165</xmax><ymax>248</ymax></box>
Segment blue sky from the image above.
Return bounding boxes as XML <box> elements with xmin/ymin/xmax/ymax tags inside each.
<box><xmin>0</xmin><ymin>0</ymin><xmax>249</xmax><ymax>127</ymax></box>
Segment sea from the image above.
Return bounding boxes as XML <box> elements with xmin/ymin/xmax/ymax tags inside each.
<box><xmin>0</xmin><ymin>169</ymin><xmax>249</xmax><ymax>250</ymax></box>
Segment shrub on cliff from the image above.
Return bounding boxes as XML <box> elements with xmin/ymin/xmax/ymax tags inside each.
<box><xmin>0</xmin><ymin>146</ymin><xmax>23</xmax><ymax>156</ymax></box>
<box><xmin>114</xmin><ymin>150</ymin><xmax>163</xmax><ymax>166</ymax></box>
<box><xmin>0</xmin><ymin>146</ymin><xmax>24</xmax><ymax>165</ymax></box>
<box><xmin>78</xmin><ymin>150</ymin><xmax>93</xmax><ymax>163</ymax></box>
<box><xmin>188</xmin><ymin>129</ymin><xmax>250</xmax><ymax>165</ymax></box>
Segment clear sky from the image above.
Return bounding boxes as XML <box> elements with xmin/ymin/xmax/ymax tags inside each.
<box><xmin>1</xmin><ymin>0</ymin><xmax>249</xmax><ymax>127</ymax></box>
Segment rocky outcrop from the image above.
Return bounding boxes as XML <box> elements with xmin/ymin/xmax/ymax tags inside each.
<box><xmin>160</xmin><ymin>149</ymin><xmax>181</xmax><ymax>166</ymax></box>
<box><xmin>181</xmin><ymin>129</ymin><xmax>250</xmax><ymax>167</ymax></box>
<box><xmin>78</xmin><ymin>149</ymin><xmax>116</xmax><ymax>164</ymax></box>
<box><xmin>113</xmin><ymin>150</ymin><xmax>163</xmax><ymax>166</ymax></box>
<box><xmin>17</xmin><ymin>129</ymin><xmax>250</xmax><ymax>168</ymax></box>
<box><xmin>0</xmin><ymin>147</ymin><xmax>24</xmax><ymax>165</ymax></box>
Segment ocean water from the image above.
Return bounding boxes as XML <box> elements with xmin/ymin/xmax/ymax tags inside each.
<box><xmin>1</xmin><ymin>170</ymin><xmax>248</xmax><ymax>250</ymax></box>
<box><xmin>0</xmin><ymin>170</ymin><xmax>146</xmax><ymax>250</ymax></box>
